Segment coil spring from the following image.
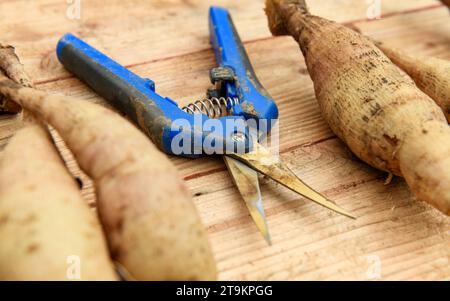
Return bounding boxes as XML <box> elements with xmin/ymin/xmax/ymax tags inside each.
<box><xmin>182</xmin><ymin>97</ymin><xmax>240</xmax><ymax>118</ymax></box>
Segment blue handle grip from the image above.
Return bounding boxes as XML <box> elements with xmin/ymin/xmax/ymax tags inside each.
<box><xmin>57</xmin><ymin>33</ymin><xmax>250</xmax><ymax>156</ymax></box>
<box><xmin>209</xmin><ymin>7</ymin><xmax>278</xmax><ymax>136</ymax></box>
<box><xmin>56</xmin><ymin>7</ymin><xmax>277</xmax><ymax>156</ymax></box>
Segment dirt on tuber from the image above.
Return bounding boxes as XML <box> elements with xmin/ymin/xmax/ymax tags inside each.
<box><xmin>0</xmin><ymin>44</ymin><xmax>117</xmax><ymax>280</ymax></box>
<box><xmin>265</xmin><ymin>0</ymin><xmax>450</xmax><ymax>215</ymax></box>
<box><xmin>375</xmin><ymin>44</ymin><xmax>450</xmax><ymax>122</ymax></box>
<box><xmin>0</xmin><ymin>78</ymin><xmax>217</xmax><ymax>280</ymax></box>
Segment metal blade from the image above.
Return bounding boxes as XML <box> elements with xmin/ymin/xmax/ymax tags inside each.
<box><xmin>228</xmin><ymin>143</ymin><xmax>356</xmax><ymax>219</ymax></box>
<box><xmin>223</xmin><ymin>156</ymin><xmax>272</xmax><ymax>245</ymax></box>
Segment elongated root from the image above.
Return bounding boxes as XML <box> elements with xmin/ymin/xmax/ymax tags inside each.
<box><xmin>265</xmin><ymin>0</ymin><xmax>450</xmax><ymax>215</ymax></box>
<box><xmin>0</xmin><ymin>79</ymin><xmax>217</xmax><ymax>280</ymax></box>
<box><xmin>0</xmin><ymin>44</ymin><xmax>116</xmax><ymax>280</ymax></box>
<box><xmin>376</xmin><ymin>44</ymin><xmax>450</xmax><ymax>122</ymax></box>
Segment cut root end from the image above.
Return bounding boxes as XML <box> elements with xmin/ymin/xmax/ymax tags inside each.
<box><xmin>265</xmin><ymin>0</ymin><xmax>289</xmax><ymax>36</ymax></box>
<box><xmin>265</xmin><ymin>0</ymin><xmax>309</xmax><ymax>36</ymax></box>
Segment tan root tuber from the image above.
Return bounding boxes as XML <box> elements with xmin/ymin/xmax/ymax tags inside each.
<box><xmin>376</xmin><ymin>44</ymin><xmax>450</xmax><ymax>122</ymax></box>
<box><xmin>0</xmin><ymin>77</ymin><xmax>217</xmax><ymax>280</ymax></box>
<box><xmin>265</xmin><ymin>0</ymin><xmax>450</xmax><ymax>215</ymax></box>
<box><xmin>0</xmin><ymin>44</ymin><xmax>117</xmax><ymax>280</ymax></box>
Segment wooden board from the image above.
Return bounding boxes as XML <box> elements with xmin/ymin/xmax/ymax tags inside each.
<box><xmin>0</xmin><ymin>0</ymin><xmax>449</xmax><ymax>280</ymax></box>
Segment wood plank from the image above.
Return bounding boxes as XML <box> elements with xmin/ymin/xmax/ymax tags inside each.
<box><xmin>355</xmin><ymin>4</ymin><xmax>450</xmax><ymax>58</ymax></box>
<box><xmin>191</xmin><ymin>138</ymin><xmax>449</xmax><ymax>280</ymax></box>
<box><xmin>0</xmin><ymin>0</ymin><xmax>438</xmax><ymax>83</ymax></box>
<box><xmin>25</xmin><ymin>7</ymin><xmax>450</xmax><ymax>178</ymax></box>
<box><xmin>0</xmin><ymin>1</ymin><xmax>449</xmax><ymax>280</ymax></box>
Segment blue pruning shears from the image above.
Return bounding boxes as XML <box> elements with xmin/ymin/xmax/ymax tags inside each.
<box><xmin>56</xmin><ymin>6</ymin><xmax>354</xmax><ymax>244</ymax></box>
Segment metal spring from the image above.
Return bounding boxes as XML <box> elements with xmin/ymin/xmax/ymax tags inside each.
<box><xmin>182</xmin><ymin>97</ymin><xmax>240</xmax><ymax>118</ymax></box>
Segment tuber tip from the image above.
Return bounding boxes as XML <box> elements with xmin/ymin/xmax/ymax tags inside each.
<box><xmin>265</xmin><ymin>0</ymin><xmax>309</xmax><ymax>36</ymax></box>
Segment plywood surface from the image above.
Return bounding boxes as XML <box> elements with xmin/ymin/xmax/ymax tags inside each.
<box><xmin>0</xmin><ymin>0</ymin><xmax>449</xmax><ymax>280</ymax></box>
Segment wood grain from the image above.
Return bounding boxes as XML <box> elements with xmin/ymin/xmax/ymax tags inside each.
<box><xmin>0</xmin><ymin>0</ymin><xmax>449</xmax><ymax>280</ymax></box>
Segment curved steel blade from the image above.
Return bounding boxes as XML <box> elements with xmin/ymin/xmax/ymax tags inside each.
<box><xmin>228</xmin><ymin>144</ymin><xmax>356</xmax><ymax>219</ymax></box>
<box><xmin>223</xmin><ymin>156</ymin><xmax>272</xmax><ymax>245</ymax></box>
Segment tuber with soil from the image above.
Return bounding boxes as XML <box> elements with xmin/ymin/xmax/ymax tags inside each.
<box><xmin>0</xmin><ymin>44</ymin><xmax>117</xmax><ymax>280</ymax></box>
<box><xmin>0</xmin><ymin>74</ymin><xmax>217</xmax><ymax>280</ymax></box>
<box><xmin>375</xmin><ymin>44</ymin><xmax>450</xmax><ymax>122</ymax></box>
<box><xmin>265</xmin><ymin>0</ymin><xmax>450</xmax><ymax>215</ymax></box>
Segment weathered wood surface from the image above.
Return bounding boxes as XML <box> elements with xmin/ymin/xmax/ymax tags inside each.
<box><xmin>0</xmin><ymin>0</ymin><xmax>449</xmax><ymax>280</ymax></box>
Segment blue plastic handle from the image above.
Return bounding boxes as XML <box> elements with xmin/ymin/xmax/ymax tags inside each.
<box><xmin>56</xmin><ymin>6</ymin><xmax>277</xmax><ymax>156</ymax></box>
<box><xmin>209</xmin><ymin>6</ymin><xmax>278</xmax><ymax>134</ymax></box>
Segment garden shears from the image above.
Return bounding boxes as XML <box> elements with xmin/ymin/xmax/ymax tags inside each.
<box><xmin>56</xmin><ymin>6</ymin><xmax>355</xmax><ymax>244</ymax></box>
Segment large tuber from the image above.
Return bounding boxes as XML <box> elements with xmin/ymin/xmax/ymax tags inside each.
<box><xmin>0</xmin><ymin>78</ymin><xmax>217</xmax><ymax>280</ymax></box>
<box><xmin>265</xmin><ymin>0</ymin><xmax>450</xmax><ymax>215</ymax></box>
